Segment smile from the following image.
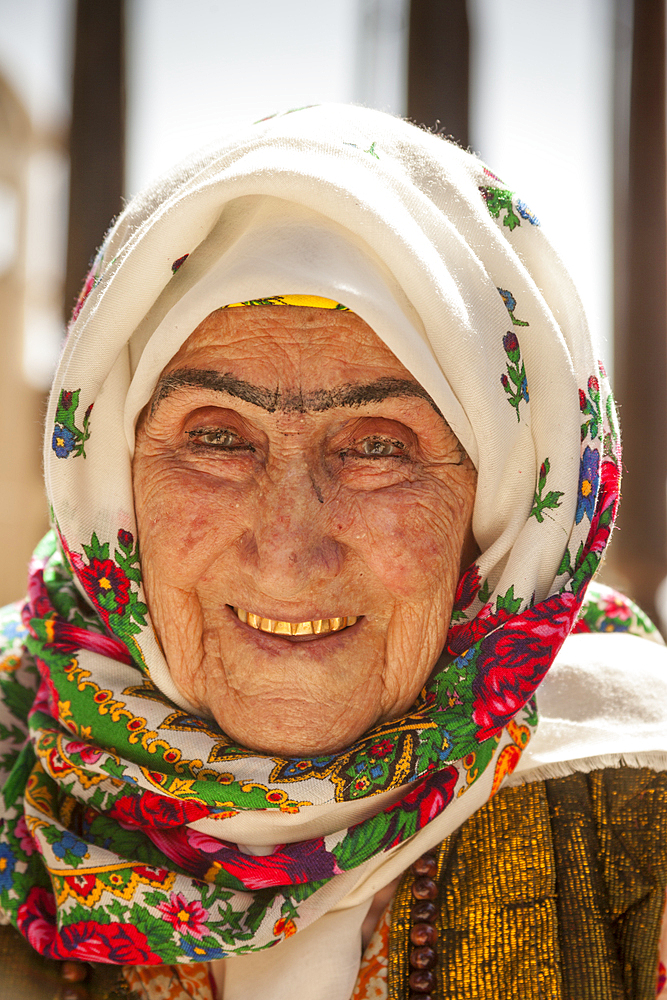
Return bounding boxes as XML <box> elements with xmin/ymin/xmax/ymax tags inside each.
<box><xmin>233</xmin><ymin>608</ymin><xmax>359</xmax><ymax>636</ymax></box>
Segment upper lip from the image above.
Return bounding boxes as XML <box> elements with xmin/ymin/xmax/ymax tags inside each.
<box><xmin>228</xmin><ymin>604</ymin><xmax>359</xmax><ymax>622</ymax></box>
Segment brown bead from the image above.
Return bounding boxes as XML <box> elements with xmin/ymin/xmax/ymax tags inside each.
<box><xmin>409</xmin><ymin>945</ymin><xmax>436</xmax><ymax>970</ymax></box>
<box><xmin>410</xmin><ymin>922</ymin><xmax>437</xmax><ymax>946</ymax></box>
<box><xmin>61</xmin><ymin>963</ymin><xmax>88</xmax><ymax>983</ymax></box>
<box><xmin>408</xmin><ymin>994</ymin><xmax>432</xmax><ymax>1000</ymax></box>
<box><xmin>410</xmin><ymin>899</ymin><xmax>437</xmax><ymax>923</ymax></box>
<box><xmin>411</xmin><ymin>876</ymin><xmax>437</xmax><ymax>900</ymax></box>
<box><xmin>412</xmin><ymin>854</ymin><xmax>437</xmax><ymax>877</ymax></box>
<box><xmin>408</xmin><ymin>969</ymin><xmax>435</xmax><ymax>992</ymax></box>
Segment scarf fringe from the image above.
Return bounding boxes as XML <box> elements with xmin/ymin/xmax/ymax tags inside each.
<box><xmin>506</xmin><ymin>751</ymin><xmax>667</xmax><ymax>786</ymax></box>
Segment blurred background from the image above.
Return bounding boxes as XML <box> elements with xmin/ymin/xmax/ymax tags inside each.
<box><xmin>0</xmin><ymin>0</ymin><xmax>664</xmax><ymax>630</ymax></box>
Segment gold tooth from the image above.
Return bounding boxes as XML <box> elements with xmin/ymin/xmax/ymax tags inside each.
<box><xmin>238</xmin><ymin>608</ymin><xmax>358</xmax><ymax>635</ymax></box>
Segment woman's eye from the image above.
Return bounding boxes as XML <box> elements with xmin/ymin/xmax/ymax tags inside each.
<box><xmin>358</xmin><ymin>437</ymin><xmax>404</xmax><ymax>458</ymax></box>
<box><xmin>188</xmin><ymin>428</ymin><xmax>251</xmax><ymax>450</ymax></box>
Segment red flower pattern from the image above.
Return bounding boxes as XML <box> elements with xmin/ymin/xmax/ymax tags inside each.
<box><xmin>378</xmin><ymin>767</ymin><xmax>458</xmax><ymax>849</ymax></box>
<box><xmin>585</xmin><ymin>459</ymin><xmax>619</xmax><ymax>557</ymax></box>
<box><xmin>144</xmin><ymin>829</ymin><xmax>341</xmax><ymax>890</ymax></box>
<box><xmin>109</xmin><ymin>790</ymin><xmax>210</xmax><ymax>829</ymax></box>
<box><xmin>70</xmin><ymin>266</ymin><xmax>97</xmax><ymax>324</ymax></box>
<box><xmin>451</xmin><ymin>563</ymin><xmax>482</xmax><ymax>617</ymax></box>
<box><xmin>472</xmin><ymin>591</ymin><xmax>578</xmax><ymax>740</ymax></box>
<box><xmin>24</xmin><ymin>558</ymin><xmax>132</xmax><ymax>666</ymax></box>
<box><xmin>78</xmin><ymin>558</ymin><xmax>130</xmax><ymax>618</ymax></box>
<box><xmin>17</xmin><ymin>887</ymin><xmax>163</xmax><ymax>964</ymax></box>
<box><xmin>158</xmin><ymin>892</ymin><xmax>209</xmax><ymax>939</ymax></box>
<box><xmin>117</xmin><ymin>528</ymin><xmax>134</xmax><ymax>549</ymax></box>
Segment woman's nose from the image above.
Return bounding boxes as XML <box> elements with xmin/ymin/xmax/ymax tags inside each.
<box><xmin>237</xmin><ymin>463</ymin><xmax>345</xmax><ymax>597</ymax></box>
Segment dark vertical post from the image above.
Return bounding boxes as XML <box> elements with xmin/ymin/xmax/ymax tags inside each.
<box><xmin>613</xmin><ymin>0</ymin><xmax>667</xmax><ymax>626</ymax></box>
<box><xmin>407</xmin><ymin>0</ymin><xmax>469</xmax><ymax>146</ymax></box>
<box><xmin>65</xmin><ymin>0</ymin><xmax>125</xmax><ymax>316</ymax></box>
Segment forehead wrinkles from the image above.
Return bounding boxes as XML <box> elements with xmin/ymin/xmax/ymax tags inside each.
<box><xmin>169</xmin><ymin>305</ymin><xmax>405</xmax><ymax>367</ymax></box>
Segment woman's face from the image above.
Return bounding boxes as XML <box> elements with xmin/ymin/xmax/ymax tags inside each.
<box><xmin>133</xmin><ymin>306</ymin><xmax>477</xmax><ymax>756</ymax></box>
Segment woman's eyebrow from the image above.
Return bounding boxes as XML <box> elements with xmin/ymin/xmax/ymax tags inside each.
<box><xmin>150</xmin><ymin>368</ymin><xmax>443</xmax><ymax>417</ymax></box>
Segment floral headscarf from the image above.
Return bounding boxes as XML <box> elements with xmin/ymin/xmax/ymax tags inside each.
<box><xmin>0</xmin><ymin>106</ymin><xmax>645</xmax><ymax>989</ymax></box>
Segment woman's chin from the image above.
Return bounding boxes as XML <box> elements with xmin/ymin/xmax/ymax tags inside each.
<box><xmin>167</xmin><ymin>614</ymin><xmax>398</xmax><ymax>756</ymax></box>
<box><xmin>211</xmin><ymin>702</ymin><xmax>380</xmax><ymax>758</ymax></box>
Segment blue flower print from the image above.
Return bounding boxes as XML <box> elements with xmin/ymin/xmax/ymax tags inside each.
<box><xmin>576</xmin><ymin>446</ymin><xmax>600</xmax><ymax>524</ymax></box>
<box><xmin>498</xmin><ymin>288</ymin><xmax>517</xmax><ymax>313</ymax></box>
<box><xmin>0</xmin><ymin>843</ymin><xmax>16</xmax><ymax>890</ymax></box>
<box><xmin>498</xmin><ymin>287</ymin><xmax>529</xmax><ymax>327</ymax></box>
<box><xmin>516</xmin><ymin>199</ymin><xmax>540</xmax><ymax>226</ymax></box>
<box><xmin>52</xmin><ymin>424</ymin><xmax>76</xmax><ymax>458</ymax></box>
<box><xmin>180</xmin><ymin>939</ymin><xmax>227</xmax><ymax>961</ymax></box>
<box><xmin>1</xmin><ymin>618</ymin><xmax>26</xmax><ymax>642</ymax></box>
<box><xmin>52</xmin><ymin>830</ymin><xmax>88</xmax><ymax>860</ymax></box>
<box><xmin>456</xmin><ymin>647</ymin><xmax>476</xmax><ymax>667</ymax></box>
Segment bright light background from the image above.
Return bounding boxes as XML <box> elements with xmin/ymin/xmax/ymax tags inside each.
<box><xmin>469</xmin><ymin>0</ymin><xmax>615</xmax><ymax>370</ymax></box>
<box><xmin>125</xmin><ymin>0</ymin><xmax>409</xmax><ymax>193</ymax></box>
<box><xmin>0</xmin><ymin>0</ymin><xmax>614</xmax><ymax>378</ymax></box>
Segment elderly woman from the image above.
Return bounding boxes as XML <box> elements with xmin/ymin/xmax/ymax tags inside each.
<box><xmin>0</xmin><ymin>105</ymin><xmax>666</xmax><ymax>1000</ymax></box>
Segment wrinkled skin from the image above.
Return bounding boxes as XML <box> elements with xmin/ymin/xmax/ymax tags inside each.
<box><xmin>133</xmin><ymin>307</ymin><xmax>477</xmax><ymax>755</ymax></box>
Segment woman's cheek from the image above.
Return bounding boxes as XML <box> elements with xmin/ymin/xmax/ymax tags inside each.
<box><xmin>140</xmin><ymin>476</ymin><xmax>248</xmax><ymax>579</ymax></box>
<box><xmin>355</xmin><ymin>490</ymin><xmax>458</xmax><ymax>597</ymax></box>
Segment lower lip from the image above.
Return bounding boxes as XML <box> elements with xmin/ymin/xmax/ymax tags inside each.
<box><xmin>226</xmin><ymin>607</ymin><xmax>363</xmax><ymax>644</ymax></box>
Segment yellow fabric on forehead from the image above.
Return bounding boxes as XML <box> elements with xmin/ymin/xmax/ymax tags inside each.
<box><xmin>223</xmin><ymin>294</ymin><xmax>350</xmax><ymax>310</ymax></box>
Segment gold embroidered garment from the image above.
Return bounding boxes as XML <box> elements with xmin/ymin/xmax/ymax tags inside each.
<box><xmin>386</xmin><ymin>767</ymin><xmax>667</xmax><ymax>999</ymax></box>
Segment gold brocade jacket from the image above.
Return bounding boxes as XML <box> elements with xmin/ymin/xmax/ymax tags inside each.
<box><xmin>1</xmin><ymin>767</ymin><xmax>666</xmax><ymax>1000</ymax></box>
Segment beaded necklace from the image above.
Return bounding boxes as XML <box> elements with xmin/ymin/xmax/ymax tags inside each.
<box><xmin>407</xmin><ymin>853</ymin><xmax>439</xmax><ymax>998</ymax></box>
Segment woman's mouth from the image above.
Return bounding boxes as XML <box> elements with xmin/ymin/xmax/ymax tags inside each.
<box><xmin>232</xmin><ymin>607</ymin><xmax>359</xmax><ymax>636</ymax></box>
